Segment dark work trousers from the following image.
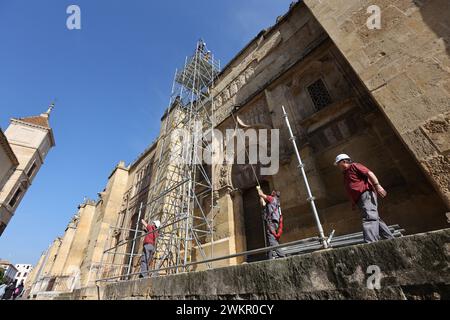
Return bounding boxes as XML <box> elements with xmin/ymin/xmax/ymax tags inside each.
<box><xmin>140</xmin><ymin>243</ymin><xmax>155</xmax><ymax>277</ymax></box>
<box><xmin>357</xmin><ymin>191</ymin><xmax>394</xmax><ymax>243</ymax></box>
<box><xmin>266</xmin><ymin>221</ymin><xmax>286</xmax><ymax>259</ymax></box>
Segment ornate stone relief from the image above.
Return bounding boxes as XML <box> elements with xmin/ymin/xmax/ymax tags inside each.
<box><xmin>213</xmin><ymin>31</ymin><xmax>282</xmax><ymax>125</ymax></box>
<box><xmin>214</xmin><ymin>164</ymin><xmax>233</xmax><ymax>193</ymax></box>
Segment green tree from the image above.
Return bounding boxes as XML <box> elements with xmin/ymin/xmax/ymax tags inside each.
<box><xmin>0</xmin><ymin>268</ymin><xmax>5</xmax><ymax>284</ymax></box>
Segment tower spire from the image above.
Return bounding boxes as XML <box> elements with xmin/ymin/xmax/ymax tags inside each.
<box><xmin>46</xmin><ymin>101</ymin><xmax>55</xmax><ymax>115</ymax></box>
<box><xmin>42</xmin><ymin>101</ymin><xmax>56</xmax><ymax>118</ymax></box>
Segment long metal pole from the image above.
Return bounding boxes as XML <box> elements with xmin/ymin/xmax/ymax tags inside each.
<box><xmin>126</xmin><ymin>202</ymin><xmax>144</xmax><ymax>277</ymax></box>
<box><xmin>281</xmin><ymin>106</ymin><xmax>328</xmax><ymax>248</ymax></box>
<box><xmin>210</xmin><ymin>50</ymin><xmax>216</xmax><ymax>266</ymax></box>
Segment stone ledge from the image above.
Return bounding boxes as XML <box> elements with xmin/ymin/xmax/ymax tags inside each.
<box><xmin>92</xmin><ymin>229</ymin><xmax>449</xmax><ymax>300</ymax></box>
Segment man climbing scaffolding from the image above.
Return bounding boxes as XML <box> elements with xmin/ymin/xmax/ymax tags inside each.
<box><xmin>257</xmin><ymin>186</ymin><xmax>286</xmax><ymax>259</ymax></box>
<box><xmin>139</xmin><ymin>219</ymin><xmax>160</xmax><ymax>278</ymax></box>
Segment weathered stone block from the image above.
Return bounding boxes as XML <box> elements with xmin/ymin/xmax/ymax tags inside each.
<box><xmin>406</xmin><ymin>58</ymin><xmax>450</xmax><ymax>92</ymax></box>
<box><xmin>382</xmin><ymin>73</ymin><xmax>423</xmax><ymax>103</ymax></box>
<box><xmin>403</xmin><ymin>128</ymin><xmax>438</xmax><ymax>160</ymax></box>
<box><xmin>422</xmin><ymin>113</ymin><xmax>450</xmax><ymax>154</ymax></box>
<box><xmin>422</xmin><ymin>155</ymin><xmax>450</xmax><ymax>198</ymax></box>
<box><xmin>424</xmin><ymin>87</ymin><xmax>450</xmax><ymax>116</ymax></box>
<box><xmin>392</xmin><ymin>0</ymin><xmax>421</xmax><ymax>15</ymax></box>
<box><xmin>346</xmin><ymin>49</ymin><xmax>371</xmax><ymax>75</ymax></box>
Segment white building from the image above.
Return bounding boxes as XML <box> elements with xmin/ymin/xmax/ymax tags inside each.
<box><xmin>14</xmin><ymin>264</ymin><xmax>33</xmax><ymax>286</ymax></box>
<box><xmin>0</xmin><ymin>104</ymin><xmax>56</xmax><ymax>236</ymax></box>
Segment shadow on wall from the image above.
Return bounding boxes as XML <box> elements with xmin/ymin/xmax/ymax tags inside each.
<box><xmin>415</xmin><ymin>0</ymin><xmax>450</xmax><ymax>55</ymax></box>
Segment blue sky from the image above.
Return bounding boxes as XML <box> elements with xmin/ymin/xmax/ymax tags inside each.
<box><xmin>0</xmin><ymin>0</ymin><xmax>294</xmax><ymax>265</ymax></box>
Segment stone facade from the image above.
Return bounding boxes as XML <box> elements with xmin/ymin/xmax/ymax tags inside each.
<box><xmin>0</xmin><ymin>130</ymin><xmax>18</xmax><ymax>199</ymax></box>
<box><xmin>303</xmin><ymin>0</ymin><xmax>450</xmax><ymax>207</ymax></box>
<box><xmin>209</xmin><ymin>0</ymin><xmax>448</xmax><ymax>262</ymax></box>
<box><xmin>79</xmin><ymin>162</ymin><xmax>129</xmax><ymax>288</ymax></box>
<box><xmin>26</xmin><ymin>154</ymin><xmax>154</xmax><ymax>298</ymax></box>
<box><xmin>29</xmin><ymin>0</ymin><xmax>449</xmax><ymax>299</ymax></box>
<box><xmin>30</xmin><ymin>237</ymin><xmax>62</xmax><ymax>295</ymax></box>
<box><xmin>26</xmin><ymin>200</ymin><xmax>96</xmax><ymax>297</ymax></box>
<box><xmin>23</xmin><ymin>247</ymin><xmax>48</xmax><ymax>297</ymax></box>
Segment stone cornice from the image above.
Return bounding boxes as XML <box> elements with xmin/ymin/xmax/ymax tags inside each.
<box><xmin>10</xmin><ymin>118</ymin><xmax>56</xmax><ymax>148</ymax></box>
<box><xmin>11</xmin><ymin>118</ymin><xmax>50</xmax><ymax>131</ymax></box>
<box><xmin>129</xmin><ymin>141</ymin><xmax>157</xmax><ymax>170</ymax></box>
<box><xmin>215</xmin><ymin>34</ymin><xmax>329</xmax><ymax>127</ymax></box>
<box><xmin>299</xmin><ymin>97</ymin><xmax>358</xmax><ymax>133</ymax></box>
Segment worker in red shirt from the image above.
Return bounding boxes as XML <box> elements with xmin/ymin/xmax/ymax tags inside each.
<box><xmin>139</xmin><ymin>219</ymin><xmax>160</xmax><ymax>278</ymax></box>
<box><xmin>335</xmin><ymin>154</ymin><xmax>394</xmax><ymax>243</ymax></box>
<box><xmin>257</xmin><ymin>186</ymin><xmax>285</xmax><ymax>259</ymax></box>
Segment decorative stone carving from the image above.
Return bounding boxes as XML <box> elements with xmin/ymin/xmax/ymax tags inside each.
<box><xmin>97</xmin><ymin>190</ymin><xmax>107</xmax><ymax>203</ymax></box>
<box><xmin>421</xmin><ymin>112</ymin><xmax>450</xmax><ymax>154</ymax></box>
<box><xmin>239</xmin><ymin>74</ymin><xmax>246</xmax><ymax>88</ymax></box>
<box><xmin>230</xmin><ymin>81</ymin><xmax>238</xmax><ymax>97</ymax></box>
<box><xmin>215</xmin><ymin>95</ymin><xmax>222</xmax><ymax>108</ymax></box>
<box><xmin>231</xmin><ymin>163</ymin><xmax>264</xmax><ymax>190</ymax></box>
<box><xmin>213</xmin><ymin>31</ymin><xmax>282</xmax><ymax>125</ymax></box>
<box><xmin>236</xmin><ymin>96</ymin><xmax>272</xmax><ymax>129</ymax></box>
<box><xmin>213</xmin><ymin>62</ymin><xmax>259</xmax><ymax>124</ymax></box>
<box><xmin>112</xmin><ymin>228</ymin><xmax>121</xmax><ymax>238</ymax></box>
<box><xmin>68</xmin><ymin>214</ymin><xmax>80</xmax><ymax>229</ymax></box>
<box><xmin>253</xmin><ymin>31</ymin><xmax>282</xmax><ymax>63</ymax></box>
<box><xmin>244</xmin><ymin>64</ymin><xmax>256</xmax><ymax>82</ymax></box>
<box><xmin>216</xmin><ymin>164</ymin><xmax>232</xmax><ymax>189</ymax></box>
<box><xmin>222</xmin><ymin>88</ymin><xmax>230</xmax><ymax>102</ymax></box>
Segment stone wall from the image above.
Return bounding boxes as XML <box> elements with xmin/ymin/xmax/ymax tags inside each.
<box><xmin>29</xmin><ymin>0</ymin><xmax>450</xmax><ymax>297</ymax></box>
<box><xmin>61</xmin><ymin>202</ymin><xmax>96</xmax><ymax>273</ymax></box>
<box><xmin>213</xmin><ymin>0</ymin><xmax>448</xmax><ymax>257</ymax></box>
<box><xmin>0</xmin><ymin>131</ymin><xmax>17</xmax><ymax>199</ymax></box>
<box><xmin>303</xmin><ymin>0</ymin><xmax>450</xmax><ymax>208</ymax></box>
<box><xmin>106</xmin><ymin>144</ymin><xmax>156</xmax><ymax>279</ymax></box>
<box><xmin>70</xmin><ymin>229</ymin><xmax>450</xmax><ymax>300</ymax></box>
<box><xmin>79</xmin><ymin>162</ymin><xmax>129</xmax><ymax>287</ymax></box>
<box><xmin>48</xmin><ymin>222</ymin><xmax>77</xmax><ymax>276</ymax></box>
<box><xmin>0</xmin><ymin>116</ymin><xmax>54</xmax><ymax>236</ymax></box>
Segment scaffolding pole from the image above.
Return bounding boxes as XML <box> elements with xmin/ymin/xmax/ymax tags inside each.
<box><xmin>126</xmin><ymin>202</ymin><xmax>143</xmax><ymax>277</ymax></box>
<box><xmin>281</xmin><ymin>105</ymin><xmax>329</xmax><ymax>249</ymax></box>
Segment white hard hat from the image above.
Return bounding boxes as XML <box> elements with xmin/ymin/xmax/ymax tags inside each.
<box><xmin>334</xmin><ymin>154</ymin><xmax>351</xmax><ymax>165</ymax></box>
<box><xmin>153</xmin><ymin>220</ymin><xmax>161</xmax><ymax>229</ymax></box>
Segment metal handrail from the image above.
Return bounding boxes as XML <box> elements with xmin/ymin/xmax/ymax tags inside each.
<box><xmin>102</xmin><ymin>215</ymin><xmax>188</xmax><ymax>254</ymax></box>
<box><xmin>95</xmin><ymin>225</ymin><xmax>405</xmax><ymax>284</ymax></box>
<box><xmin>96</xmin><ymin>236</ymin><xmax>327</xmax><ymax>283</ymax></box>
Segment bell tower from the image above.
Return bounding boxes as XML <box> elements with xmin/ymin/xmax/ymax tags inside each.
<box><xmin>0</xmin><ymin>103</ymin><xmax>56</xmax><ymax>236</ymax></box>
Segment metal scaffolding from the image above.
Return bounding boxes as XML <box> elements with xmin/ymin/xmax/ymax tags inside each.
<box><xmin>97</xmin><ymin>40</ymin><xmax>221</xmax><ymax>281</ymax></box>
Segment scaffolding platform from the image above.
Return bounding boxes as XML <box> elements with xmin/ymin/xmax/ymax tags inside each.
<box><xmin>279</xmin><ymin>225</ymin><xmax>405</xmax><ymax>256</ymax></box>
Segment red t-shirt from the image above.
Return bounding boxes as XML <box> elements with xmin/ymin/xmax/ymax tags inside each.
<box><xmin>343</xmin><ymin>163</ymin><xmax>374</xmax><ymax>205</ymax></box>
<box><xmin>144</xmin><ymin>225</ymin><xmax>158</xmax><ymax>245</ymax></box>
